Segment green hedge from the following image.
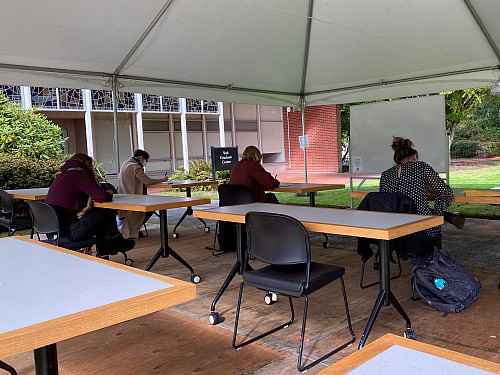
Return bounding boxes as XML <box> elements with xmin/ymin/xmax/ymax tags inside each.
<box><xmin>450</xmin><ymin>139</ymin><xmax>478</xmax><ymax>158</ymax></box>
<box><xmin>0</xmin><ymin>152</ymin><xmax>71</xmax><ymax>190</ymax></box>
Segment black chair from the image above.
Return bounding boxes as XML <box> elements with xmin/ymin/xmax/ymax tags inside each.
<box><xmin>0</xmin><ymin>189</ymin><xmax>32</xmax><ymax>236</ymax></box>
<box><xmin>357</xmin><ymin>192</ymin><xmax>433</xmax><ymax>290</ymax></box>
<box><xmin>232</xmin><ymin>212</ymin><xmax>355</xmax><ymax>372</ymax></box>
<box><xmin>206</xmin><ymin>184</ymin><xmax>254</xmax><ymax>256</ymax></box>
<box><xmin>102</xmin><ymin>182</ymin><xmax>152</xmax><ymax>237</ymax></box>
<box><xmin>26</xmin><ymin>200</ymin><xmax>98</xmax><ymax>252</ymax></box>
<box><xmin>26</xmin><ymin>200</ymin><xmax>133</xmax><ymax>265</ymax></box>
<box><xmin>0</xmin><ymin>360</ymin><xmax>16</xmax><ymax>375</ymax></box>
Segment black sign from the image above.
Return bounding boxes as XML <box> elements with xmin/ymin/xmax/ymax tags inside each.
<box><xmin>211</xmin><ymin>146</ymin><xmax>238</xmax><ymax>180</ymax></box>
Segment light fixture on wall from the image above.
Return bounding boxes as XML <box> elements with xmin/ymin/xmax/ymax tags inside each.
<box><xmin>491</xmin><ymin>82</ymin><xmax>500</xmax><ymax>96</ymax></box>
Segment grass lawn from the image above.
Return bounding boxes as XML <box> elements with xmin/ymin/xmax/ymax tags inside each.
<box><xmin>160</xmin><ymin>163</ymin><xmax>500</xmax><ymax>219</ymax></box>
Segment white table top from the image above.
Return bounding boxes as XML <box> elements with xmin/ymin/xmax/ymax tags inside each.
<box><xmin>93</xmin><ymin>193</ymin><xmax>211</xmax><ymax>212</ymax></box>
<box><xmin>5</xmin><ymin>187</ymin><xmax>49</xmax><ymax>200</ymax></box>
<box><xmin>0</xmin><ymin>237</ymin><xmax>196</xmax><ymax>358</ymax></box>
<box><xmin>194</xmin><ymin>203</ymin><xmax>443</xmax><ymax>240</ymax></box>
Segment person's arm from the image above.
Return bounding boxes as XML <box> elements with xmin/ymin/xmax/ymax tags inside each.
<box><xmin>250</xmin><ymin>163</ymin><xmax>280</xmax><ymax>190</ymax></box>
<box><xmin>79</xmin><ymin>172</ymin><xmax>112</xmax><ymax>203</ymax></box>
<box><xmin>134</xmin><ymin>166</ymin><xmax>168</xmax><ymax>185</ymax></box>
<box><xmin>424</xmin><ymin>163</ymin><xmax>452</xmax><ymax>216</ymax></box>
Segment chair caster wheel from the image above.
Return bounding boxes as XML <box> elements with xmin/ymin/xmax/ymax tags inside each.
<box><xmin>125</xmin><ymin>258</ymin><xmax>134</xmax><ymax>266</ymax></box>
<box><xmin>265</xmin><ymin>292</ymin><xmax>277</xmax><ymax>305</ymax></box>
<box><xmin>323</xmin><ymin>241</ymin><xmax>330</xmax><ymax>248</ymax></box>
<box><xmin>172</xmin><ymin>232</ymin><xmax>180</xmax><ymax>239</ymax></box>
<box><xmin>209</xmin><ymin>312</ymin><xmax>221</xmax><ymax>325</ymax></box>
<box><xmin>204</xmin><ymin>227</ymin><xmax>210</xmax><ymax>233</ymax></box>
<box><xmin>191</xmin><ymin>274</ymin><xmax>201</xmax><ymax>284</ymax></box>
<box><xmin>404</xmin><ymin>329</ymin><xmax>416</xmax><ymax>340</ymax></box>
<box><xmin>373</xmin><ymin>261</ymin><xmax>380</xmax><ymax>271</ymax></box>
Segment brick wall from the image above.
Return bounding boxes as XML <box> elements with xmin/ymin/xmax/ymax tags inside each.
<box><xmin>282</xmin><ymin>104</ymin><xmax>341</xmax><ymax>173</ymax></box>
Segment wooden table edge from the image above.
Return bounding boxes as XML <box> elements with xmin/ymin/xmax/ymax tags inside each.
<box><xmin>94</xmin><ymin>197</ymin><xmax>211</xmax><ymax>212</ymax></box>
<box><xmin>193</xmin><ymin>208</ymin><xmax>443</xmax><ymax>240</ymax></box>
<box><xmin>318</xmin><ymin>333</ymin><xmax>500</xmax><ymax>374</ymax></box>
<box><xmin>0</xmin><ymin>237</ymin><xmax>196</xmax><ymax>358</ymax></box>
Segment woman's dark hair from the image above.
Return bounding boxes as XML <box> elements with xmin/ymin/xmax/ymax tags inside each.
<box><xmin>70</xmin><ymin>153</ymin><xmax>98</xmax><ymax>181</ymax></box>
<box><xmin>133</xmin><ymin>149</ymin><xmax>150</xmax><ymax>160</ymax></box>
<box><xmin>391</xmin><ymin>136</ymin><xmax>418</xmax><ymax>164</ymax></box>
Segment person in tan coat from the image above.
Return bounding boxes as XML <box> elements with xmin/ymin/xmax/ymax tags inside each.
<box><xmin>117</xmin><ymin>149</ymin><xmax>169</xmax><ymax>239</ymax></box>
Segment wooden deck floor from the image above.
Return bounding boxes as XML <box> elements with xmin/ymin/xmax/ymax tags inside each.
<box><xmin>4</xmin><ymin>225</ymin><xmax>500</xmax><ymax>374</ymax></box>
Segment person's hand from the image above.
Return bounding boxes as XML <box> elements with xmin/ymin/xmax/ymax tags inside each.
<box><xmin>161</xmin><ymin>176</ymin><xmax>169</xmax><ymax>182</ymax></box>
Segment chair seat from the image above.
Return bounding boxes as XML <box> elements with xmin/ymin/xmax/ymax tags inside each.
<box><xmin>244</xmin><ymin>262</ymin><xmax>345</xmax><ymax>297</ymax></box>
<box><xmin>43</xmin><ymin>235</ymin><xmax>98</xmax><ymax>251</ymax></box>
<box><xmin>9</xmin><ymin>216</ymin><xmax>32</xmax><ymax>228</ymax></box>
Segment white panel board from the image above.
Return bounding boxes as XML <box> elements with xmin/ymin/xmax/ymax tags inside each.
<box><xmin>350</xmin><ymin>96</ymin><xmax>447</xmax><ymax>174</ymax></box>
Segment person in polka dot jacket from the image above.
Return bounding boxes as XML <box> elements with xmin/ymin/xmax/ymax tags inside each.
<box><xmin>380</xmin><ymin>136</ymin><xmax>464</xmax><ymax>248</ymax></box>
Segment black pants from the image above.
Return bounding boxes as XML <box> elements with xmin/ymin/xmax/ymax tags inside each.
<box><xmin>51</xmin><ymin>205</ymin><xmax>119</xmax><ymax>242</ymax></box>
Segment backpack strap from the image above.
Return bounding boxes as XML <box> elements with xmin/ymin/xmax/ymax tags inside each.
<box><xmin>411</xmin><ymin>276</ymin><xmax>460</xmax><ymax>315</ymax></box>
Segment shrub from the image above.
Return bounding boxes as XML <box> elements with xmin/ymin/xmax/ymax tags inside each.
<box><xmin>450</xmin><ymin>139</ymin><xmax>479</xmax><ymax>158</ymax></box>
<box><xmin>170</xmin><ymin>159</ymin><xmax>231</xmax><ymax>191</ymax></box>
<box><xmin>0</xmin><ymin>94</ymin><xmax>66</xmax><ymax>159</ymax></box>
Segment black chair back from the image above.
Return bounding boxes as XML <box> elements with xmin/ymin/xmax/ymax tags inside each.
<box><xmin>25</xmin><ymin>200</ymin><xmax>60</xmax><ymax>236</ymax></box>
<box><xmin>218</xmin><ymin>184</ymin><xmax>254</xmax><ymax>207</ymax></box>
<box><xmin>100</xmin><ymin>182</ymin><xmax>117</xmax><ymax>194</ymax></box>
<box><xmin>245</xmin><ymin>211</ymin><xmax>309</xmax><ymax>265</ymax></box>
<box><xmin>0</xmin><ymin>190</ymin><xmax>15</xmax><ymax>218</ymax></box>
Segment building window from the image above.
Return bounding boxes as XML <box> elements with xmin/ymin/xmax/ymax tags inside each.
<box><xmin>0</xmin><ymin>85</ymin><xmax>22</xmax><ymax>103</ymax></box>
<box><xmin>91</xmin><ymin>90</ymin><xmax>113</xmax><ymax>110</ymax></box>
<box><xmin>116</xmin><ymin>92</ymin><xmax>136</xmax><ymax>111</ymax></box>
<box><xmin>31</xmin><ymin>87</ymin><xmax>58</xmax><ymax>109</ymax></box>
<box><xmin>58</xmin><ymin>88</ymin><xmax>83</xmax><ymax>109</ymax></box>
<box><xmin>203</xmin><ymin>100</ymin><xmax>218</xmax><ymax>113</ymax></box>
<box><xmin>186</xmin><ymin>98</ymin><xmax>202</xmax><ymax>113</ymax></box>
<box><xmin>142</xmin><ymin>94</ymin><xmax>180</xmax><ymax>112</ymax></box>
<box><xmin>91</xmin><ymin>90</ymin><xmax>135</xmax><ymax>111</ymax></box>
<box><xmin>186</xmin><ymin>98</ymin><xmax>219</xmax><ymax>113</ymax></box>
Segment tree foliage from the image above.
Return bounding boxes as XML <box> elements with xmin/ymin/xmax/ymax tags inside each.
<box><xmin>0</xmin><ymin>94</ymin><xmax>66</xmax><ymax>159</ymax></box>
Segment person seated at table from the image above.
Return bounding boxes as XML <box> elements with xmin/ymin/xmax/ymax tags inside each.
<box><xmin>117</xmin><ymin>149</ymin><xmax>169</xmax><ymax>239</ymax></box>
<box><xmin>379</xmin><ymin>137</ymin><xmax>464</xmax><ymax>248</ymax></box>
<box><xmin>45</xmin><ymin>153</ymin><xmax>135</xmax><ymax>256</ymax></box>
<box><xmin>230</xmin><ymin>145</ymin><xmax>280</xmax><ymax>203</ymax></box>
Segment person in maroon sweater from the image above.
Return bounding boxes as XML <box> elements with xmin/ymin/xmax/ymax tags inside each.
<box><xmin>45</xmin><ymin>153</ymin><xmax>134</xmax><ymax>256</ymax></box>
<box><xmin>230</xmin><ymin>146</ymin><xmax>280</xmax><ymax>203</ymax></box>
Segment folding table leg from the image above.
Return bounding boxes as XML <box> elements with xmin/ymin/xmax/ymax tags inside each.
<box><xmin>34</xmin><ymin>343</ymin><xmax>58</xmax><ymax>375</ymax></box>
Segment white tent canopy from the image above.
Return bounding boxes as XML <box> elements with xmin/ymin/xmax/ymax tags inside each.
<box><xmin>1</xmin><ymin>0</ymin><xmax>500</xmax><ymax>107</ymax></box>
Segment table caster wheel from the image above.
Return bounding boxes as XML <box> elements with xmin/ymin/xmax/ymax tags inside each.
<box><xmin>172</xmin><ymin>232</ymin><xmax>180</xmax><ymax>239</ymax></box>
<box><xmin>204</xmin><ymin>227</ymin><xmax>210</xmax><ymax>233</ymax></box>
<box><xmin>209</xmin><ymin>312</ymin><xmax>221</xmax><ymax>325</ymax></box>
<box><xmin>265</xmin><ymin>292</ymin><xmax>277</xmax><ymax>305</ymax></box>
<box><xmin>125</xmin><ymin>258</ymin><xmax>134</xmax><ymax>266</ymax></box>
<box><xmin>404</xmin><ymin>329</ymin><xmax>416</xmax><ymax>340</ymax></box>
<box><xmin>323</xmin><ymin>241</ymin><xmax>330</xmax><ymax>248</ymax></box>
<box><xmin>191</xmin><ymin>274</ymin><xmax>201</xmax><ymax>284</ymax></box>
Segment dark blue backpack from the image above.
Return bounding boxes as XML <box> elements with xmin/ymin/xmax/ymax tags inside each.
<box><xmin>412</xmin><ymin>247</ymin><xmax>482</xmax><ymax>314</ymax></box>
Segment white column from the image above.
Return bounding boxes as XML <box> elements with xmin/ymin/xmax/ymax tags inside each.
<box><xmin>83</xmin><ymin>89</ymin><xmax>94</xmax><ymax>158</ymax></box>
<box><xmin>202</xmin><ymin>113</ymin><xmax>208</xmax><ymax>162</ymax></box>
<box><xmin>218</xmin><ymin>102</ymin><xmax>225</xmax><ymax>146</ymax></box>
<box><xmin>135</xmin><ymin>93</ymin><xmax>144</xmax><ymax>149</ymax></box>
<box><xmin>230</xmin><ymin>103</ymin><xmax>236</xmax><ymax>147</ymax></box>
<box><xmin>169</xmin><ymin>113</ymin><xmax>176</xmax><ymax>171</ymax></box>
<box><xmin>21</xmin><ymin>86</ymin><xmax>32</xmax><ymax>110</ymax></box>
<box><xmin>257</xmin><ymin>105</ymin><xmax>262</xmax><ymax>151</ymax></box>
<box><xmin>180</xmin><ymin>98</ymin><xmax>189</xmax><ymax>172</ymax></box>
